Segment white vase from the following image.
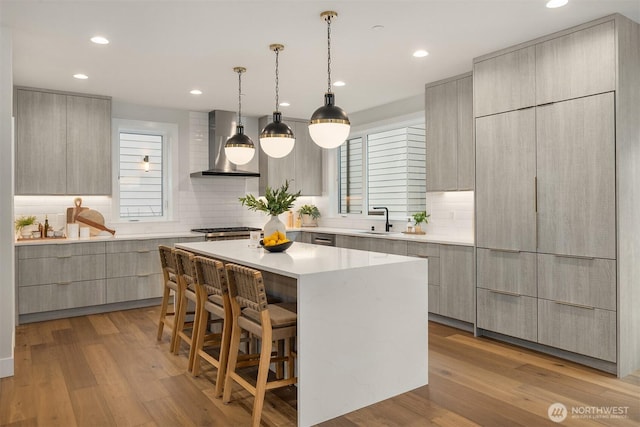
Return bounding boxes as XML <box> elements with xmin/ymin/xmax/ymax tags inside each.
<box><xmin>301</xmin><ymin>214</ymin><xmax>318</xmax><ymax>227</ymax></box>
<box><xmin>263</xmin><ymin>215</ymin><xmax>286</xmax><ymax>238</ymax></box>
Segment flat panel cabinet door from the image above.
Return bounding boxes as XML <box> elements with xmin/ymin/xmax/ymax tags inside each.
<box><xmin>66</xmin><ymin>95</ymin><xmax>112</xmax><ymax>195</ymax></box>
<box><xmin>15</xmin><ymin>90</ymin><xmax>67</xmax><ymax>195</ymax></box>
<box><xmin>536</xmin><ymin>21</ymin><xmax>615</xmax><ymax>105</ymax></box>
<box><xmin>294</xmin><ymin>120</ymin><xmax>323</xmax><ymax>195</ymax></box>
<box><xmin>267</xmin><ymin>149</ymin><xmax>295</xmax><ymax>191</ymax></box>
<box><xmin>473</xmin><ymin>46</ymin><xmax>536</xmax><ymax>117</ymax></box>
<box><xmin>457</xmin><ymin>76</ymin><xmax>474</xmax><ymax>190</ymax></box>
<box><xmin>536</xmin><ymin>93</ymin><xmax>616</xmax><ymax>259</ymax></box>
<box><xmin>439</xmin><ymin>245</ymin><xmax>474</xmax><ymax>323</ymax></box>
<box><xmin>426</xmin><ymin>81</ymin><xmax>457</xmax><ymax>191</ymax></box>
<box><xmin>476</xmin><ymin>109</ymin><xmax>536</xmax><ymax>251</ymax></box>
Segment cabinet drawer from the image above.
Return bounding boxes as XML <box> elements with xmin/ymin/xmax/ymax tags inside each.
<box><xmin>17</xmin><ymin>242</ymin><xmax>105</xmax><ymax>259</ymax></box>
<box><xmin>368</xmin><ymin>238</ymin><xmax>407</xmax><ymax>256</ymax></box>
<box><xmin>538</xmin><ymin>299</ymin><xmax>616</xmax><ymax>362</ymax></box>
<box><xmin>335</xmin><ymin>235</ymin><xmax>368</xmax><ymax>251</ymax></box>
<box><xmin>106</xmin><ymin>274</ymin><xmax>163</xmax><ymax>304</ymax></box>
<box><xmin>19</xmin><ymin>280</ymin><xmax>106</xmax><ymax>314</ymax></box>
<box><xmin>477</xmin><ymin>249</ymin><xmax>536</xmax><ymax>297</ymax></box>
<box><xmin>17</xmin><ymin>254</ymin><xmax>106</xmax><ymax>286</ymax></box>
<box><xmin>477</xmin><ymin>288</ymin><xmax>537</xmax><ymax>342</ymax></box>
<box><xmin>407</xmin><ymin>242</ymin><xmax>439</xmax><ymax>258</ymax></box>
<box><xmin>428</xmin><ymin>284</ymin><xmax>440</xmax><ymax>314</ymax></box>
<box><xmin>537</xmin><ymin>254</ymin><xmax>616</xmax><ymax>311</ymax></box>
<box><xmin>106</xmin><ymin>251</ymin><xmax>160</xmax><ymax>278</ymax></box>
<box><xmin>105</xmin><ymin>236</ymin><xmax>202</xmax><ymax>253</ymax></box>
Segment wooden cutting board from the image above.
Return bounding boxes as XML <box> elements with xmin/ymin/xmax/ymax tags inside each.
<box><xmin>66</xmin><ymin>197</ymin><xmax>88</xmax><ymax>224</ymax></box>
<box><xmin>76</xmin><ymin>209</ymin><xmax>106</xmax><ymax>236</ymax></box>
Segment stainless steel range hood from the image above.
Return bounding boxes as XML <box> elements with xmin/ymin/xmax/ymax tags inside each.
<box><xmin>190</xmin><ymin>110</ymin><xmax>260</xmax><ymax>177</ymax></box>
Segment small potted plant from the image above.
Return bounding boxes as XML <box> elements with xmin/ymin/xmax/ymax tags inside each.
<box><xmin>412</xmin><ymin>211</ymin><xmax>430</xmax><ymax>234</ymax></box>
<box><xmin>239</xmin><ymin>180</ymin><xmax>301</xmax><ymax>237</ymax></box>
<box><xmin>298</xmin><ymin>204</ymin><xmax>321</xmax><ymax>227</ymax></box>
<box><xmin>15</xmin><ymin>215</ymin><xmax>37</xmax><ymax>239</ymax></box>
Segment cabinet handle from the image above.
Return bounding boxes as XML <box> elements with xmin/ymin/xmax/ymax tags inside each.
<box><xmin>554</xmin><ymin>301</ymin><xmax>595</xmax><ymax>310</ymax></box>
<box><xmin>488</xmin><ymin>248</ymin><xmax>520</xmax><ymax>253</ymax></box>
<box><xmin>534</xmin><ymin>176</ymin><xmax>537</xmax><ymax>213</ymax></box>
<box><xmin>136</xmin><ymin>250</ymin><xmax>152</xmax><ymax>253</ymax></box>
<box><xmin>137</xmin><ymin>273</ymin><xmax>153</xmax><ymax>277</ymax></box>
<box><xmin>56</xmin><ymin>281</ymin><xmax>72</xmax><ymax>286</ymax></box>
<box><xmin>56</xmin><ymin>255</ymin><xmax>72</xmax><ymax>259</ymax></box>
<box><xmin>554</xmin><ymin>254</ymin><xmax>595</xmax><ymax>261</ymax></box>
<box><xmin>413</xmin><ymin>255</ymin><xmax>429</xmax><ymax>259</ymax></box>
<box><xmin>489</xmin><ymin>289</ymin><xmax>521</xmax><ymax>297</ymax></box>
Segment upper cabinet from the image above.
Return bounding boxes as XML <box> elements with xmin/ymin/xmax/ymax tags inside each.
<box><xmin>259</xmin><ymin>117</ymin><xmax>323</xmax><ymax>196</ymax></box>
<box><xmin>474</xmin><ymin>47</ymin><xmax>535</xmax><ymax>117</ymax></box>
<box><xmin>15</xmin><ymin>87</ymin><xmax>112</xmax><ymax>195</ymax></box>
<box><xmin>536</xmin><ymin>21</ymin><xmax>615</xmax><ymax>105</ymax></box>
<box><xmin>425</xmin><ymin>73</ymin><xmax>474</xmax><ymax>191</ymax></box>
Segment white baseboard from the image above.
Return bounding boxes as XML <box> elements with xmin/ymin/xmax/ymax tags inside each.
<box><xmin>0</xmin><ymin>355</ymin><xmax>14</xmax><ymax>378</ymax></box>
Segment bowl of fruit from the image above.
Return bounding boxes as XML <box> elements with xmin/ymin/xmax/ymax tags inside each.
<box><xmin>261</xmin><ymin>231</ymin><xmax>294</xmax><ymax>253</ymax></box>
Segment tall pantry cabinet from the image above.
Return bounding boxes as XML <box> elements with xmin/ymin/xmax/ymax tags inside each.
<box><xmin>474</xmin><ymin>14</ymin><xmax>640</xmax><ymax>377</ymax></box>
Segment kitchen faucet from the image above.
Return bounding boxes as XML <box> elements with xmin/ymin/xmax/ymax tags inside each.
<box><xmin>372</xmin><ymin>206</ymin><xmax>392</xmax><ymax>232</ymax></box>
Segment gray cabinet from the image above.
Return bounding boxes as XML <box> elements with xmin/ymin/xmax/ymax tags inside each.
<box><xmin>425</xmin><ymin>73</ymin><xmax>474</xmax><ymax>191</ymax></box>
<box><xmin>439</xmin><ymin>245</ymin><xmax>474</xmax><ymax>323</ymax></box>
<box><xmin>473</xmin><ymin>46</ymin><xmax>535</xmax><ymax>117</ymax></box>
<box><xmin>536</xmin><ymin>93</ymin><xmax>616</xmax><ymax>259</ymax></box>
<box><xmin>407</xmin><ymin>242</ymin><xmax>440</xmax><ymax>314</ymax></box>
<box><xmin>335</xmin><ymin>235</ymin><xmax>368</xmax><ymax>251</ymax></box>
<box><xmin>477</xmin><ymin>249</ymin><xmax>537</xmax><ymax>297</ymax></box>
<box><xmin>477</xmin><ymin>289</ymin><xmax>537</xmax><ymax>342</ymax></box>
<box><xmin>475</xmin><ymin>109</ymin><xmax>536</xmax><ymax>252</ymax></box>
<box><xmin>66</xmin><ymin>95</ymin><xmax>112</xmax><ymax>195</ymax></box>
<box><xmin>536</xmin><ymin>21</ymin><xmax>615</xmax><ymax>105</ymax></box>
<box><xmin>259</xmin><ymin>117</ymin><xmax>322</xmax><ymax>196</ymax></box>
<box><xmin>15</xmin><ymin>90</ymin><xmax>67</xmax><ymax>194</ymax></box>
<box><xmin>367</xmin><ymin>238</ymin><xmax>407</xmax><ymax>256</ymax></box>
<box><xmin>15</xmin><ymin>87</ymin><xmax>112</xmax><ymax>195</ymax></box>
<box><xmin>16</xmin><ymin>242</ymin><xmax>107</xmax><ymax>315</ymax></box>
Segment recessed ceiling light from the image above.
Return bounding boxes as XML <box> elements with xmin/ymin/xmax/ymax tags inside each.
<box><xmin>190</xmin><ymin>89</ymin><xmax>203</xmax><ymax>95</ymax></box>
<box><xmin>546</xmin><ymin>0</ymin><xmax>568</xmax><ymax>8</ymax></box>
<box><xmin>73</xmin><ymin>73</ymin><xmax>88</xmax><ymax>80</ymax></box>
<box><xmin>279</xmin><ymin>102</ymin><xmax>290</xmax><ymax>107</ymax></box>
<box><xmin>90</xmin><ymin>36</ymin><xmax>109</xmax><ymax>45</ymax></box>
<box><xmin>413</xmin><ymin>50</ymin><xmax>429</xmax><ymax>58</ymax></box>
<box><xmin>333</xmin><ymin>81</ymin><xmax>346</xmax><ymax>87</ymax></box>
<box><xmin>371</xmin><ymin>25</ymin><xmax>384</xmax><ymax>30</ymax></box>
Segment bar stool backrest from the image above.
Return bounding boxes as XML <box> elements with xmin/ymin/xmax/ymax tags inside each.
<box><xmin>193</xmin><ymin>256</ymin><xmax>228</xmax><ymax>299</ymax></box>
<box><xmin>158</xmin><ymin>245</ymin><xmax>178</xmax><ymax>282</ymax></box>
<box><xmin>175</xmin><ymin>249</ymin><xmax>196</xmax><ymax>291</ymax></box>
<box><xmin>225</xmin><ymin>263</ymin><xmax>268</xmax><ymax>313</ymax></box>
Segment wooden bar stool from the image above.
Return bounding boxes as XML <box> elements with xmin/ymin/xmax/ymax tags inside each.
<box><xmin>191</xmin><ymin>256</ymin><xmax>232</xmax><ymax>397</ymax></box>
<box><xmin>173</xmin><ymin>249</ymin><xmax>201</xmax><ymax>369</ymax></box>
<box><xmin>157</xmin><ymin>245</ymin><xmax>179</xmax><ymax>349</ymax></box>
<box><xmin>222</xmin><ymin>263</ymin><xmax>297</xmax><ymax>427</ymax></box>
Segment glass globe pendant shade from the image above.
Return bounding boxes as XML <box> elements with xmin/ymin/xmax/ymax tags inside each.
<box><xmin>260</xmin><ymin>112</ymin><xmax>295</xmax><ymax>158</ymax></box>
<box><xmin>309</xmin><ymin>92</ymin><xmax>351</xmax><ymax>149</ymax></box>
<box><xmin>224</xmin><ymin>124</ymin><xmax>255</xmax><ymax>165</ymax></box>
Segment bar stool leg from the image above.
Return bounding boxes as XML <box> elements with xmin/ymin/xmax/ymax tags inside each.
<box><xmin>252</xmin><ymin>328</ymin><xmax>273</xmax><ymax>427</ymax></box>
<box><xmin>157</xmin><ymin>286</ymin><xmax>171</xmax><ymax>341</ymax></box>
<box><xmin>222</xmin><ymin>318</ymin><xmax>243</xmax><ymax>404</ymax></box>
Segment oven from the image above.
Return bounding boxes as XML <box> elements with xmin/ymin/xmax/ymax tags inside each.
<box><xmin>191</xmin><ymin>227</ymin><xmax>262</xmax><ymax>241</ymax></box>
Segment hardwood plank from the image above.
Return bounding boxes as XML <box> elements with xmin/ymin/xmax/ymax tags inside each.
<box><xmin>87</xmin><ymin>313</ymin><xmax>120</xmax><ymax>335</ymax></box>
<box><xmin>69</xmin><ymin>386</ymin><xmax>116</xmax><ymax>426</ymax></box>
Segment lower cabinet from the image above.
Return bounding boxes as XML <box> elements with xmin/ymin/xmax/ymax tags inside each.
<box><xmin>16</xmin><ymin>235</ymin><xmax>204</xmax><ymax>322</ymax></box>
<box><xmin>477</xmin><ymin>288</ymin><xmax>537</xmax><ymax>342</ymax></box>
<box><xmin>439</xmin><ymin>245</ymin><xmax>475</xmax><ymax>323</ymax></box>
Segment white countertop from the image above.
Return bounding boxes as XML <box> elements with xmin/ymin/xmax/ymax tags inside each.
<box><xmin>290</xmin><ymin>226</ymin><xmax>474</xmax><ymax>246</ymax></box>
<box><xmin>14</xmin><ymin>231</ymin><xmax>204</xmax><ymax>246</ymax></box>
<box><xmin>176</xmin><ymin>239</ymin><xmax>422</xmax><ymax>279</ymax></box>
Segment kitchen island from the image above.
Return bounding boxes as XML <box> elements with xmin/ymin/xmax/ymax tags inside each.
<box><xmin>176</xmin><ymin>240</ymin><xmax>429</xmax><ymax>427</ymax></box>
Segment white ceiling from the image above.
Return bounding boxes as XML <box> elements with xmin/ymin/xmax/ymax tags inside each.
<box><xmin>2</xmin><ymin>1</ymin><xmax>639</xmax><ymax>119</ymax></box>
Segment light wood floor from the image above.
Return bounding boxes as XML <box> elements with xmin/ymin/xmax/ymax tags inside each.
<box><xmin>1</xmin><ymin>307</ymin><xmax>638</xmax><ymax>427</ymax></box>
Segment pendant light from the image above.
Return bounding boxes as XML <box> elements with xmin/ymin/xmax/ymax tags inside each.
<box><xmin>224</xmin><ymin>67</ymin><xmax>256</xmax><ymax>165</ymax></box>
<box><xmin>309</xmin><ymin>11</ymin><xmax>350</xmax><ymax>149</ymax></box>
<box><xmin>260</xmin><ymin>44</ymin><xmax>295</xmax><ymax>158</ymax></box>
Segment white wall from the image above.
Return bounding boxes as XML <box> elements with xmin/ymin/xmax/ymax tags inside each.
<box><xmin>0</xmin><ymin>25</ymin><xmax>15</xmax><ymax>378</ymax></box>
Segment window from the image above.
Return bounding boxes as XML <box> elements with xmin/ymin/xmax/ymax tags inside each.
<box><xmin>338</xmin><ymin>122</ymin><xmax>426</xmax><ymax>219</ymax></box>
<box><xmin>113</xmin><ymin>119</ymin><xmax>176</xmax><ymax>221</ymax></box>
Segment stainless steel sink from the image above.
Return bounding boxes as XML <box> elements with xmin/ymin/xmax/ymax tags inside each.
<box><xmin>357</xmin><ymin>230</ymin><xmax>402</xmax><ymax>235</ymax></box>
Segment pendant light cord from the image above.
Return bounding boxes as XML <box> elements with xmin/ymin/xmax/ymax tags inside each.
<box><xmin>237</xmin><ymin>70</ymin><xmax>243</xmax><ymax>126</ymax></box>
<box><xmin>275</xmin><ymin>47</ymin><xmax>280</xmax><ymax>112</ymax></box>
<box><xmin>326</xmin><ymin>14</ymin><xmax>332</xmax><ymax>93</ymax></box>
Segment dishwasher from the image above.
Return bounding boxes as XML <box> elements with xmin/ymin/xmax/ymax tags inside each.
<box><xmin>311</xmin><ymin>233</ymin><xmax>335</xmax><ymax>246</ymax></box>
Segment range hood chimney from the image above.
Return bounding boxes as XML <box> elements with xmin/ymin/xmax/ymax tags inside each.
<box><xmin>190</xmin><ymin>110</ymin><xmax>260</xmax><ymax>177</ymax></box>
